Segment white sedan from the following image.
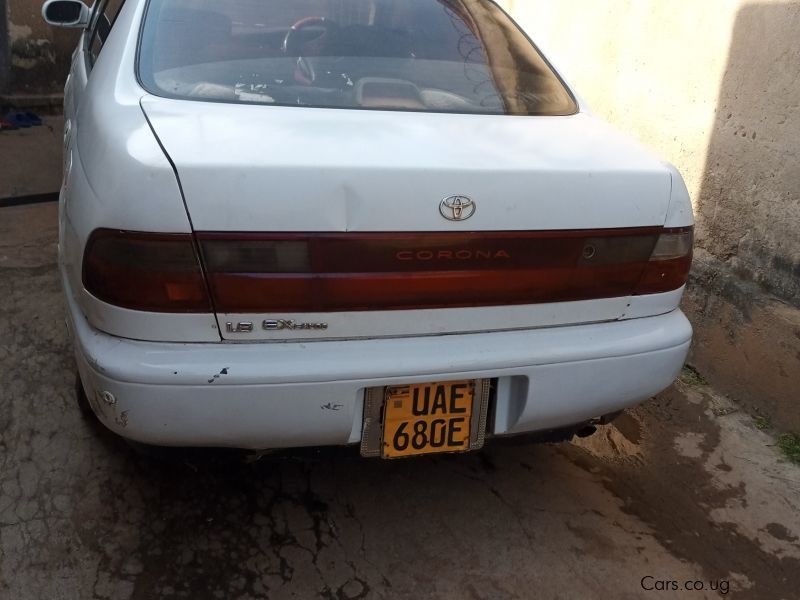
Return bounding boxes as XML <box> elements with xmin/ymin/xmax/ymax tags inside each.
<box><xmin>44</xmin><ymin>0</ymin><xmax>693</xmax><ymax>459</ymax></box>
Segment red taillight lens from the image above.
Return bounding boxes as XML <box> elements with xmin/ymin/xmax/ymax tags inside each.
<box><xmin>196</xmin><ymin>227</ymin><xmax>691</xmax><ymax>313</ymax></box>
<box><xmin>635</xmin><ymin>227</ymin><xmax>694</xmax><ymax>295</ymax></box>
<box><xmin>83</xmin><ymin>230</ymin><xmax>211</xmax><ymax>312</ymax></box>
<box><xmin>82</xmin><ymin>227</ymin><xmax>692</xmax><ymax>314</ymax></box>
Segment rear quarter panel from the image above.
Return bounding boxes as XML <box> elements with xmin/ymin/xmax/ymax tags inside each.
<box><xmin>61</xmin><ymin>0</ymin><xmax>220</xmax><ymax>342</ymax></box>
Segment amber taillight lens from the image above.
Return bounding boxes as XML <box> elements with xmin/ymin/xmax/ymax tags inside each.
<box><xmin>83</xmin><ymin>230</ymin><xmax>211</xmax><ymax>312</ymax></box>
<box><xmin>196</xmin><ymin>227</ymin><xmax>693</xmax><ymax>313</ymax></box>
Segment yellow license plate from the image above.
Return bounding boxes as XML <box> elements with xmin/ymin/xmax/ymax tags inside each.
<box><xmin>382</xmin><ymin>380</ymin><xmax>475</xmax><ymax>458</ymax></box>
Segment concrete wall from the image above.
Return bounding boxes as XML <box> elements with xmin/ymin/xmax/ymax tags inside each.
<box><xmin>1</xmin><ymin>0</ymin><xmax>79</xmax><ymax>97</ymax></box>
<box><xmin>500</xmin><ymin>0</ymin><xmax>800</xmax><ymax>428</ymax></box>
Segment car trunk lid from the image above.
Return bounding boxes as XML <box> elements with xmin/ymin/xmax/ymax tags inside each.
<box><xmin>141</xmin><ymin>97</ymin><xmax>674</xmax><ymax>340</ymax></box>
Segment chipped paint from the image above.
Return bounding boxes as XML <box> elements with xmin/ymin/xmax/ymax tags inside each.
<box><xmin>8</xmin><ymin>22</ymin><xmax>33</xmax><ymax>42</ymax></box>
<box><xmin>2</xmin><ymin>6</ymin><xmax>82</xmax><ymax>93</ymax></box>
<box><xmin>114</xmin><ymin>410</ymin><xmax>129</xmax><ymax>428</ymax></box>
<box><xmin>8</xmin><ymin>22</ymin><xmax>55</xmax><ymax>70</ymax></box>
<box><xmin>11</xmin><ymin>38</ymin><xmax>55</xmax><ymax>70</ymax></box>
<box><xmin>207</xmin><ymin>368</ymin><xmax>230</xmax><ymax>383</ymax></box>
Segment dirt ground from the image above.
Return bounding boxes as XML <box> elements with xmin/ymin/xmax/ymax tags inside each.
<box><xmin>1</xmin><ymin>122</ymin><xmax>799</xmax><ymax>600</ymax></box>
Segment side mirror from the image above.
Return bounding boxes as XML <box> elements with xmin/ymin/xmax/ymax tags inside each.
<box><xmin>42</xmin><ymin>0</ymin><xmax>91</xmax><ymax>28</ymax></box>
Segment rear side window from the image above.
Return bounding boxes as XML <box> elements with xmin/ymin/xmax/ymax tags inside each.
<box><xmin>89</xmin><ymin>0</ymin><xmax>126</xmax><ymax>64</ymax></box>
<box><xmin>137</xmin><ymin>0</ymin><xmax>577</xmax><ymax>116</ymax></box>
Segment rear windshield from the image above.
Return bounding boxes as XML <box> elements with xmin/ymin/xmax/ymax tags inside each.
<box><xmin>138</xmin><ymin>0</ymin><xmax>577</xmax><ymax>116</ymax></box>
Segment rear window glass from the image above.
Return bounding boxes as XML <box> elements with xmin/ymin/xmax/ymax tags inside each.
<box><xmin>137</xmin><ymin>0</ymin><xmax>577</xmax><ymax>116</ymax></box>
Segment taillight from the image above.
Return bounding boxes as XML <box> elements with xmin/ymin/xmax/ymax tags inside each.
<box><xmin>635</xmin><ymin>227</ymin><xmax>694</xmax><ymax>295</ymax></box>
<box><xmin>196</xmin><ymin>227</ymin><xmax>692</xmax><ymax>313</ymax></box>
<box><xmin>83</xmin><ymin>229</ymin><xmax>211</xmax><ymax>312</ymax></box>
<box><xmin>82</xmin><ymin>227</ymin><xmax>692</xmax><ymax>314</ymax></box>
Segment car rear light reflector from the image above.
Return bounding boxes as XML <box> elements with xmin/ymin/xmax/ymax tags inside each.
<box><xmin>83</xmin><ymin>230</ymin><xmax>212</xmax><ymax>312</ymax></box>
<box><xmin>195</xmin><ymin>227</ymin><xmax>693</xmax><ymax>313</ymax></box>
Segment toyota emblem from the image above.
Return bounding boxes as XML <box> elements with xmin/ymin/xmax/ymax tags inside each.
<box><xmin>439</xmin><ymin>196</ymin><xmax>476</xmax><ymax>221</ymax></box>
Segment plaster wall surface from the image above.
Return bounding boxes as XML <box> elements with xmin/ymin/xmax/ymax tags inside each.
<box><xmin>500</xmin><ymin>0</ymin><xmax>800</xmax><ymax>427</ymax></box>
<box><xmin>502</xmin><ymin>0</ymin><xmax>800</xmax><ymax>302</ymax></box>
<box><xmin>3</xmin><ymin>0</ymin><xmax>79</xmax><ymax>95</ymax></box>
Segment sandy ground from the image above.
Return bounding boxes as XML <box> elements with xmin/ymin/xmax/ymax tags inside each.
<box><xmin>0</xmin><ymin>125</ymin><xmax>799</xmax><ymax>600</ymax></box>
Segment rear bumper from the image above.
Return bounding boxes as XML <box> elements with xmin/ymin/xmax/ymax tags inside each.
<box><xmin>68</xmin><ymin>298</ymin><xmax>691</xmax><ymax>450</ymax></box>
